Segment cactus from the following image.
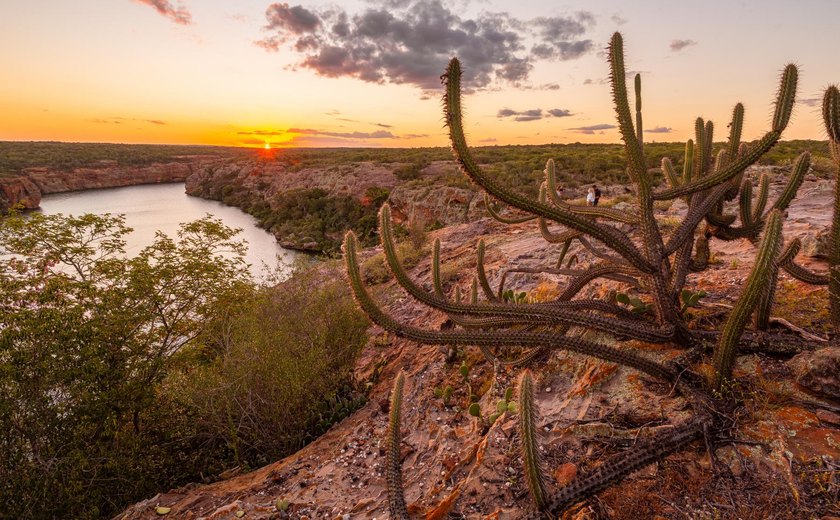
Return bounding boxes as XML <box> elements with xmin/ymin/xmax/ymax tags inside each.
<box><xmin>339</xmin><ymin>32</ymin><xmax>816</xmax><ymax>515</ymax></box>
<box><xmin>518</xmin><ymin>370</ymin><xmax>547</xmax><ymax>510</ymax></box>
<box><xmin>713</xmin><ymin>210</ymin><xmax>784</xmax><ymax>391</ymax></box>
<box><xmin>824</xmin><ymin>86</ymin><xmax>840</xmax><ymax>326</ymax></box>
<box><xmin>385</xmin><ymin>370</ymin><xmax>408</xmax><ymax>519</ymax></box>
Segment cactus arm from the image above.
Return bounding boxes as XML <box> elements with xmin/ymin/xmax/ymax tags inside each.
<box><xmin>556</xmin><ymin>263</ymin><xmax>642</xmax><ymax>301</ymax></box>
<box><xmin>470</xmin><ymin>277</ymin><xmax>478</xmax><ymax>304</ymax></box>
<box><xmin>662</xmin><ymin>157</ymin><xmax>681</xmax><ymax>190</ymax></box>
<box><xmin>682</xmin><ymin>139</ymin><xmax>695</xmax><ymax>185</ymax></box>
<box><xmin>689</xmin><ymin>234</ymin><xmax>711</xmax><ymax>272</ymax></box>
<box><xmin>739</xmin><ymin>176</ymin><xmax>754</xmax><ymax>227</ymax></box>
<box><xmin>476</xmin><ymin>239</ymin><xmax>500</xmax><ymax>302</ymax></box>
<box><xmin>726</xmin><ymin>103</ymin><xmax>745</xmax><ymax>160</ymax></box>
<box><xmin>654</xmin><ymin>131</ymin><xmax>781</xmax><ymax>200</ymax></box>
<box><xmin>778</xmin><ymin>238</ymin><xmax>829</xmax><ymax>285</ymax></box>
<box><xmin>555</xmin><ymin>239</ymin><xmax>572</xmax><ymax>268</ymax></box>
<box><xmin>385</xmin><ymin>371</ymin><xmax>409</xmax><ymax>519</ymax></box>
<box><xmin>822</xmin><ymin>87</ymin><xmax>840</xmax><ymax>326</ymax></box>
<box><xmin>543</xmin><ymin>163</ymin><xmax>639</xmax><ymax>224</ymax></box>
<box><xmin>772</xmin><ymin>152</ymin><xmax>809</xmax><ymax>212</ymax></box>
<box><xmin>713</xmin><ymin>210</ymin><xmax>784</xmax><ymax>391</ymax></box>
<box><xmin>375</xmin><ymin>206</ymin><xmax>672</xmax><ymax>342</ymax></box>
<box><xmin>344</xmin><ymin>232</ymin><xmax>677</xmax><ymax>380</ymax></box>
<box><xmin>518</xmin><ymin>370</ymin><xmax>548</xmax><ymax>510</ymax></box>
<box><xmin>485</xmin><ymin>192</ymin><xmax>538</xmax><ymax>224</ymax></box>
<box><xmin>608</xmin><ymin>33</ymin><xmax>647</xmax><ymax>182</ymax></box>
<box><xmin>432</xmin><ymin>238</ymin><xmax>444</xmax><ymax>297</ymax></box>
<box><xmin>782</xmin><ymin>262</ymin><xmax>829</xmax><ymax>285</ymax></box>
<box><xmin>635</xmin><ymin>73</ymin><xmax>644</xmax><ymax>155</ymax></box>
<box><xmin>527</xmin><ymin>420</ymin><xmax>705</xmax><ymax>518</ymax></box>
<box><xmin>751</xmin><ymin>173</ymin><xmax>770</xmax><ymax>222</ymax></box>
<box><xmin>442</xmin><ymin>57</ymin><xmax>654</xmax><ymax>274</ymax></box>
<box><xmin>664</xmin><ymin>183</ymin><xmax>731</xmax><ymax>255</ymax></box>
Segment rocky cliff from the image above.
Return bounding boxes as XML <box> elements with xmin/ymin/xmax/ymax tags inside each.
<box><xmin>0</xmin><ymin>159</ymin><xmax>201</xmax><ymax>212</ymax></box>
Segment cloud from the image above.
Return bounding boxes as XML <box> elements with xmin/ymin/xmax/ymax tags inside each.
<box><xmin>568</xmin><ymin>123</ymin><xmax>616</xmax><ymax>134</ymax></box>
<box><xmin>479</xmin><ymin>137</ymin><xmax>498</xmax><ymax>143</ymax></box>
<box><xmin>133</xmin><ymin>0</ymin><xmax>192</xmax><ymax>25</ymax></box>
<box><xmin>547</xmin><ymin>108</ymin><xmax>572</xmax><ymax>118</ymax></box>
<box><xmin>497</xmin><ymin>107</ymin><xmax>573</xmax><ymax>121</ymax></box>
<box><xmin>799</xmin><ymin>97</ymin><xmax>821</xmax><ymax>107</ymax></box>
<box><xmin>669</xmin><ymin>39</ymin><xmax>697</xmax><ymax>52</ymax></box>
<box><xmin>256</xmin><ymin>1</ymin><xmax>596</xmax><ymax>91</ymax></box>
<box><xmin>89</xmin><ymin>116</ymin><xmax>166</xmax><ymax>125</ymax></box>
<box><xmin>644</xmin><ymin>126</ymin><xmax>672</xmax><ymax>133</ymax></box>
<box><xmin>294</xmin><ymin>128</ymin><xmax>396</xmax><ymax>138</ymax></box>
<box><xmin>611</xmin><ymin>14</ymin><xmax>627</xmax><ymax>25</ymax></box>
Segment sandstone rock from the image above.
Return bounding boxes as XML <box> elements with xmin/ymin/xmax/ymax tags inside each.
<box><xmin>788</xmin><ymin>347</ymin><xmax>840</xmax><ymax>401</ymax></box>
<box><xmin>801</xmin><ymin>227</ymin><xmax>832</xmax><ymax>258</ymax></box>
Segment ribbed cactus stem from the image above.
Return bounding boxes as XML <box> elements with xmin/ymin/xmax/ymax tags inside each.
<box><xmin>661</xmin><ymin>157</ymin><xmax>678</xmax><ymax>189</ymax></box>
<box><xmin>694</xmin><ymin>118</ymin><xmax>706</xmax><ymax>176</ymax></box>
<box><xmin>476</xmin><ymin>239</ymin><xmax>497</xmax><ymax>301</ymax></box>
<box><xmin>386</xmin><ymin>370</ymin><xmax>409</xmax><ymax>519</ymax></box>
<box><xmin>635</xmin><ymin>73</ymin><xmax>643</xmax><ymax>154</ymax></box>
<box><xmin>773</xmin><ymin>64</ymin><xmax>798</xmax><ymax>132</ymax></box>
<box><xmin>823</xmin><ymin>85</ymin><xmax>840</xmax><ymax>142</ymax></box>
<box><xmin>751</xmin><ymin>173</ymin><xmax>770</xmax><ymax>222</ymax></box>
<box><xmin>773</xmin><ymin>152</ymin><xmax>809</xmax><ymax>212</ymax></box>
<box><xmin>518</xmin><ymin>369</ymin><xmax>547</xmax><ymax>510</ymax></box>
<box><xmin>608</xmin><ymin>32</ymin><xmax>646</xmax><ymax>182</ymax></box>
<box><xmin>683</xmin><ymin>139</ymin><xmax>694</xmax><ymax>184</ymax></box>
<box><xmin>820</xmin><ymin>86</ymin><xmax>840</xmax><ymax>326</ymax></box>
<box><xmin>713</xmin><ymin>210</ymin><xmax>784</xmax><ymax>391</ymax></box>
<box><xmin>739</xmin><ymin>176</ymin><xmax>753</xmax><ymax>227</ymax></box>
<box><xmin>702</xmin><ymin>121</ymin><xmax>714</xmax><ymax>174</ymax></box>
<box><xmin>432</xmin><ymin>238</ymin><xmax>443</xmax><ymax>297</ymax></box>
<box><xmin>727</xmin><ymin>103</ymin><xmax>745</xmax><ymax>159</ymax></box>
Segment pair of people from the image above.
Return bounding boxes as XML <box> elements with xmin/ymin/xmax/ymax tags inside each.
<box><xmin>586</xmin><ymin>185</ymin><xmax>602</xmax><ymax>206</ymax></box>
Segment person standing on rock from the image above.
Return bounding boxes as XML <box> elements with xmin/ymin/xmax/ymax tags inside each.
<box><xmin>593</xmin><ymin>185</ymin><xmax>602</xmax><ymax>206</ymax></box>
<box><xmin>586</xmin><ymin>186</ymin><xmax>596</xmax><ymax>206</ymax></box>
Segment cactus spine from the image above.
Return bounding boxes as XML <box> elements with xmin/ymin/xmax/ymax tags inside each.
<box><xmin>518</xmin><ymin>370</ymin><xmax>547</xmax><ymax>510</ymax></box>
<box><xmin>385</xmin><ymin>370</ymin><xmax>409</xmax><ymax>519</ymax></box>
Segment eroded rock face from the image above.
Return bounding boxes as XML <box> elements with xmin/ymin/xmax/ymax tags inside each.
<box><xmin>0</xmin><ymin>177</ymin><xmax>41</xmax><ymax>211</ymax></box>
<box><xmin>1</xmin><ymin>161</ymin><xmax>198</xmax><ymax>212</ymax></box>
<box><xmin>788</xmin><ymin>347</ymin><xmax>840</xmax><ymax>401</ymax></box>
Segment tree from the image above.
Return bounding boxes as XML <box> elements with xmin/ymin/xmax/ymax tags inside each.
<box><xmin>0</xmin><ymin>212</ymin><xmax>250</xmax><ymax>518</ymax></box>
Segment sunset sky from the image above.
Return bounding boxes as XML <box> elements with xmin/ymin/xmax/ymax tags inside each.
<box><xmin>1</xmin><ymin>0</ymin><xmax>838</xmax><ymax>148</ymax></box>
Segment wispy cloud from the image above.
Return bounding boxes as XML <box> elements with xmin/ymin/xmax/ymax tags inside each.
<box><xmin>611</xmin><ymin>14</ymin><xmax>627</xmax><ymax>25</ymax></box>
<box><xmin>497</xmin><ymin>107</ymin><xmax>574</xmax><ymax>122</ymax></box>
<box><xmin>669</xmin><ymin>39</ymin><xmax>697</xmax><ymax>52</ymax></box>
<box><xmin>89</xmin><ymin>116</ymin><xmax>167</xmax><ymax>125</ymax></box>
<box><xmin>568</xmin><ymin>123</ymin><xmax>616</xmax><ymax>134</ymax></box>
<box><xmin>799</xmin><ymin>97</ymin><xmax>821</xmax><ymax>107</ymax></box>
<box><xmin>256</xmin><ymin>1</ymin><xmax>596</xmax><ymax>91</ymax></box>
<box><xmin>644</xmin><ymin>126</ymin><xmax>673</xmax><ymax>133</ymax></box>
<box><xmin>133</xmin><ymin>0</ymin><xmax>192</xmax><ymax>25</ymax></box>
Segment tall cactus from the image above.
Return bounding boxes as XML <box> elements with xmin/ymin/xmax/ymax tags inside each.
<box><xmin>385</xmin><ymin>370</ymin><xmax>409</xmax><ymax>519</ymax></box>
<box><xmin>713</xmin><ymin>210</ymin><xmax>784</xmax><ymax>391</ymax></box>
<box><xmin>518</xmin><ymin>370</ymin><xmax>547</xmax><ymax>510</ymax></box>
<box><xmin>340</xmin><ymin>32</ymin><xmax>815</xmax><ymax>515</ymax></box>
<box><xmin>824</xmin><ymin>86</ymin><xmax>840</xmax><ymax>327</ymax></box>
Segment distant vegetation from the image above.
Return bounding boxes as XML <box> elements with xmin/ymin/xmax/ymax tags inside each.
<box><xmin>0</xmin><ymin>141</ymin><xmax>247</xmax><ymax>177</ymax></box>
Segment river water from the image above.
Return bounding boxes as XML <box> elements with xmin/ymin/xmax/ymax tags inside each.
<box><xmin>39</xmin><ymin>183</ymin><xmax>297</xmax><ymax>281</ymax></box>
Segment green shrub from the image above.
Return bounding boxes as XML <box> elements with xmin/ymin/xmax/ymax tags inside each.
<box><xmin>170</xmin><ymin>264</ymin><xmax>369</xmax><ymax>465</ymax></box>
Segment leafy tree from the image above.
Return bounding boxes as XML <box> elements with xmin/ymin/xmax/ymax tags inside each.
<box><xmin>0</xmin><ymin>212</ymin><xmax>250</xmax><ymax>518</ymax></box>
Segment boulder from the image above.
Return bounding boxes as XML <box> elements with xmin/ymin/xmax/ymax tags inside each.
<box><xmin>801</xmin><ymin>227</ymin><xmax>832</xmax><ymax>258</ymax></box>
<box><xmin>788</xmin><ymin>347</ymin><xmax>840</xmax><ymax>401</ymax></box>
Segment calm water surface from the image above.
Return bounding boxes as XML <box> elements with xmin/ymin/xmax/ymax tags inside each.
<box><xmin>40</xmin><ymin>183</ymin><xmax>297</xmax><ymax>280</ymax></box>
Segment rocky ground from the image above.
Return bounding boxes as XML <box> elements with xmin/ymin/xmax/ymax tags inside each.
<box><xmin>118</xmin><ymin>166</ymin><xmax>840</xmax><ymax>520</ymax></box>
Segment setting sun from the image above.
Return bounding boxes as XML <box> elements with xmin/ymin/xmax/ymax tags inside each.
<box><xmin>264</xmin><ymin>142</ymin><xmax>270</xmax><ymax>150</ymax></box>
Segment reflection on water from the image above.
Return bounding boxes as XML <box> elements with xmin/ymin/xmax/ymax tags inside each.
<box><xmin>40</xmin><ymin>183</ymin><xmax>297</xmax><ymax>281</ymax></box>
